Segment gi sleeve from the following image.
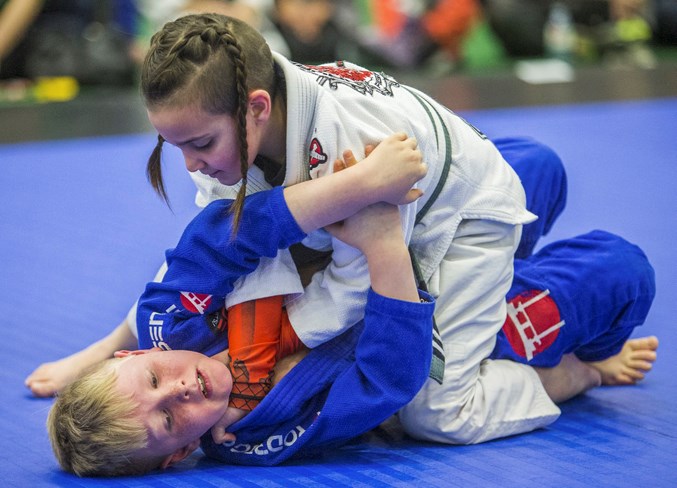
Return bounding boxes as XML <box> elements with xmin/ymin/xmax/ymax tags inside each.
<box><xmin>227</xmin><ymin>296</ymin><xmax>283</xmax><ymax>411</ymax></box>
<box><xmin>136</xmin><ymin>187</ymin><xmax>306</xmax><ymax>356</ymax></box>
<box><xmin>304</xmin><ymin>288</ymin><xmax>434</xmax><ymax>449</ymax></box>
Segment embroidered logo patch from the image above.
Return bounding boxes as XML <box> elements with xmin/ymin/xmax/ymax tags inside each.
<box><xmin>309</xmin><ymin>138</ymin><xmax>328</xmax><ymax>169</ymax></box>
<box><xmin>501</xmin><ymin>289</ymin><xmax>565</xmax><ymax>361</ymax></box>
<box><xmin>180</xmin><ymin>291</ymin><xmax>212</xmax><ymax>314</ymax></box>
<box><xmin>297</xmin><ymin>62</ymin><xmax>399</xmax><ymax>97</ymax></box>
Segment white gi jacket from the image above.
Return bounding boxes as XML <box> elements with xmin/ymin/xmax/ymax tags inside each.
<box><xmin>191</xmin><ymin>53</ymin><xmax>532</xmax><ymax>340</ymax></box>
<box><xmin>175</xmin><ymin>53</ymin><xmax>561</xmax><ymax>443</ymax></box>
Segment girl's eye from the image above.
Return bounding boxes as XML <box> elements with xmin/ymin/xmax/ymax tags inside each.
<box><xmin>164</xmin><ymin>411</ymin><xmax>172</xmax><ymax>431</ymax></box>
<box><xmin>194</xmin><ymin>140</ymin><xmax>212</xmax><ymax>150</ymax></box>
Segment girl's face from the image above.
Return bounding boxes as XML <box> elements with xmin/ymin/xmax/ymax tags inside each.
<box><xmin>148</xmin><ymin>102</ymin><xmax>263</xmax><ymax>186</ymax></box>
<box><xmin>114</xmin><ymin>349</ymin><xmax>232</xmax><ymax>461</ymax></box>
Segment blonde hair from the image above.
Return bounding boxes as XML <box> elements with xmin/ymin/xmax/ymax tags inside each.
<box><xmin>141</xmin><ymin>13</ymin><xmax>278</xmax><ymax>234</ymax></box>
<box><xmin>47</xmin><ymin>359</ymin><xmax>162</xmax><ymax>477</ymax></box>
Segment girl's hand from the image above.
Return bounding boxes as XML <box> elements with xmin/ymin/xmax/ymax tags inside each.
<box><xmin>329</xmin><ymin>147</ymin><xmax>405</xmax><ymax>253</ymax></box>
<box><xmin>211</xmin><ymin>407</ymin><xmax>247</xmax><ymax>444</ymax></box>
<box><xmin>355</xmin><ymin>132</ymin><xmax>427</xmax><ymax>205</ymax></box>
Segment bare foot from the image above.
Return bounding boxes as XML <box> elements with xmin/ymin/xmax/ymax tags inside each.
<box><xmin>587</xmin><ymin>336</ymin><xmax>659</xmax><ymax>386</ymax></box>
<box><xmin>25</xmin><ymin>352</ymin><xmax>94</xmax><ymax>397</ymax></box>
<box><xmin>24</xmin><ymin>319</ymin><xmax>137</xmax><ymax>397</ymax></box>
<box><xmin>534</xmin><ymin>353</ymin><xmax>602</xmax><ymax>403</ymax></box>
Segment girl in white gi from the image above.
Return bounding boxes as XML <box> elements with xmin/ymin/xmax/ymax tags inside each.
<box><xmin>27</xmin><ymin>13</ymin><xmax>658</xmax><ymax>445</ymax></box>
<box><xmin>134</xmin><ymin>12</ymin><xmax>556</xmax><ymax>443</ymax></box>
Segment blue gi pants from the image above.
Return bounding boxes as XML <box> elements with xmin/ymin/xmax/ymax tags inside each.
<box><xmin>490</xmin><ymin>138</ymin><xmax>656</xmax><ymax>366</ymax></box>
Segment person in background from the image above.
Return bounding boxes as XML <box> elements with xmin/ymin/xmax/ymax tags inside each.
<box><xmin>0</xmin><ymin>0</ymin><xmax>135</xmax><ymax>84</ymax></box>
<box><xmin>332</xmin><ymin>0</ymin><xmax>481</xmax><ymax>72</ymax></box>
<box><xmin>131</xmin><ymin>0</ymin><xmax>291</xmax><ymax>64</ymax></box>
<box><xmin>481</xmin><ymin>0</ymin><xmax>657</xmax><ymax>67</ymax></box>
<box><xmin>270</xmin><ymin>0</ymin><xmax>342</xmax><ymax>64</ymax></box>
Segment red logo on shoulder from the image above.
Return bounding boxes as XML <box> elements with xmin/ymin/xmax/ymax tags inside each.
<box><xmin>180</xmin><ymin>292</ymin><xmax>212</xmax><ymax>314</ymax></box>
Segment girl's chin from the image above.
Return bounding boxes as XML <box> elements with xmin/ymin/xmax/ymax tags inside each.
<box><xmin>213</xmin><ymin>172</ymin><xmax>240</xmax><ymax>186</ymax></box>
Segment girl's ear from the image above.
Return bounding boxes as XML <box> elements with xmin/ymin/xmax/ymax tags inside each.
<box><xmin>248</xmin><ymin>89</ymin><xmax>272</xmax><ymax>122</ymax></box>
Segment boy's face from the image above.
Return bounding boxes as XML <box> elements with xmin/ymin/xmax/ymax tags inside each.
<box><xmin>114</xmin><ymin>349</ymin><xmax>232</xmax><ymax>463</ymax></box>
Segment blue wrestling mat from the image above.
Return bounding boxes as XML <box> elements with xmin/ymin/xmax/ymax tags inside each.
<box><xmin>1</xmin><ymin>98</ymin><xmax>675</xmax><ymax>487</ymax></box>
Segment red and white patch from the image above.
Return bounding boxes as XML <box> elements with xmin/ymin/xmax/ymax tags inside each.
<box><xmin>501</xmin><ymin>289</ymin><xmax>565</xmax><ymax>361</ymax></box>
<box><xmin>306</xmin><ymin>64</ymin><xmax>373</xmax><ymax>83</ymax></box>
<box><xmin>297</xmin><ymin>61</ymin><xmax>399</xmax><ymax>97</ymax></box>
<box><xmin>309</xmin><ymin>138</ymin><xmax>328</xmax><ymax>169</ymax></box>
<box><xmin>180</xmin><ymin>291</ymin><xmax>212</xmax><ymax>315</ymax></box>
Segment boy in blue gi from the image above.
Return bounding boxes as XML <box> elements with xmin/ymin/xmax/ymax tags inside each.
<box><xmin>47</xmin><ymin>132</ymin><xmax>433</xmax><ymax>476</ymax></box>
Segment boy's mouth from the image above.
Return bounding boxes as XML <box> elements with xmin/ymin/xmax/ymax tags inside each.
<box><xmin>197</xmin><ymin>371</ymin><xmax>208</xmax><ymax>398</ymax></box>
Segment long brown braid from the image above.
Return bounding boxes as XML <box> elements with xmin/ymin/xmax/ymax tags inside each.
<box><xmin>141</xmin><ymin>14</ymin><xmax>277</xmax><ymax>233</ymax></box>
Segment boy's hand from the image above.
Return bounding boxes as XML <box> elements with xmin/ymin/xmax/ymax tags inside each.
<box><xmin>211</xmin><ymin>407</ymin><xmax>247</xmax><ymax>444</ymax></box>
<box><xmin>355</xmin><ymin>132</ymin><xmax>427</xmax><ymax>206</ymax></box>
<box><xmin>326</xmin><ymin>201</ymin><xmax>403</xmax><ymax>256</ymax></box>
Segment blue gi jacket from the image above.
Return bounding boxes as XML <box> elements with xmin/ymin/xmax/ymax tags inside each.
<box><xmin>136</xmin><ymin>187</ymin><xmax>304</xmax><ymax>355</ymax></box>
<box><xmin>201</xmin><ymin>288</ymin><xmax>434</xmax><ymax>465</ymax></box>
<box><xmin>136</xmin><ymin>186</ymin><xmax>435</xmax><ymax>465</ymax></box>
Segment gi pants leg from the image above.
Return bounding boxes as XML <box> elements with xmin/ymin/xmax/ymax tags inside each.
<box><xmin>493</xmin><ymin>137</ymin><xmax>655</xmax><ymax>366</ymax></box>
<box><xmin>399</xmin><ymin>137</ymin><xmax>567</xmax><ymax>444</ymax></box>
<box><xmin>492</xmin><ymin>230</ymin><xmax>656</xmax><ymax>366</ymax></box>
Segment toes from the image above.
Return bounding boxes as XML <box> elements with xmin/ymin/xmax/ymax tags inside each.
<box><xmin>631</xmin><ymin>349</ymin><xmax>657</xmax><ymax>363</ymax></box>
<box><xmin>629</xmin><ymin>358</ymin><xmax>654</xmax><ymax>372</ymax></box>
<box><xmin>617</xmin><ymin>373</ymin><xmax>638</xmax><ymax>385</ymax></box>
<box><xmin>628</xmin><ymin>336</ymin><xmax>659</xmax><ymax>351</ymax></box>
<box><xmin>27</xmin><ymin>379</ymin><xmax>57</xmax><ymax>398</ymax></box>
<box><xmin>624</xmin><ymin>367</ymin><xmax>646</xmax><ymax>382</ymax></box>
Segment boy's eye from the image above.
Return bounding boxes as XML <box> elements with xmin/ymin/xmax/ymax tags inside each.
<box><xmin>164</xmin><ymin>410</ymin><xmax>172</xmax><ymax>431</ymax></box>
<box><xmin>151</xmin><ymin>373</ymin><xmax>158</xmax><ymax>388</ymax></box>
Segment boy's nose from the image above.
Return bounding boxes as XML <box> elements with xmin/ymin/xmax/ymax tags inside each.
<box><xmin>170</xmin><ymin>379</ymin><xmax>190</xmax><ymax>401</ymax></box>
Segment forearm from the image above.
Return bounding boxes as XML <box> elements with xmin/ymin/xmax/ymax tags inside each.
<box><xmin>283</xmin><ymin>163</ymin><xmax>377</xmax><ymax>234</ymax></box>
<box><xmin>364</xmin><ymin>243</ymin><xmax>419</xmax><ymax>303</ymax></box>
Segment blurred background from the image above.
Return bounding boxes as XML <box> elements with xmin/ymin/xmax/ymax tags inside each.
<box><xmin>0</xmin><ymin>0</ymin><xmax>675</xmax><ymax>144</ymax></box>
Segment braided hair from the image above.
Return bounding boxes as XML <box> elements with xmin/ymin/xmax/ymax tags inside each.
<box><xmin>141</xmin><ymin>14</ymin><xmax>277</xmax><ymax>233</ymax></box>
